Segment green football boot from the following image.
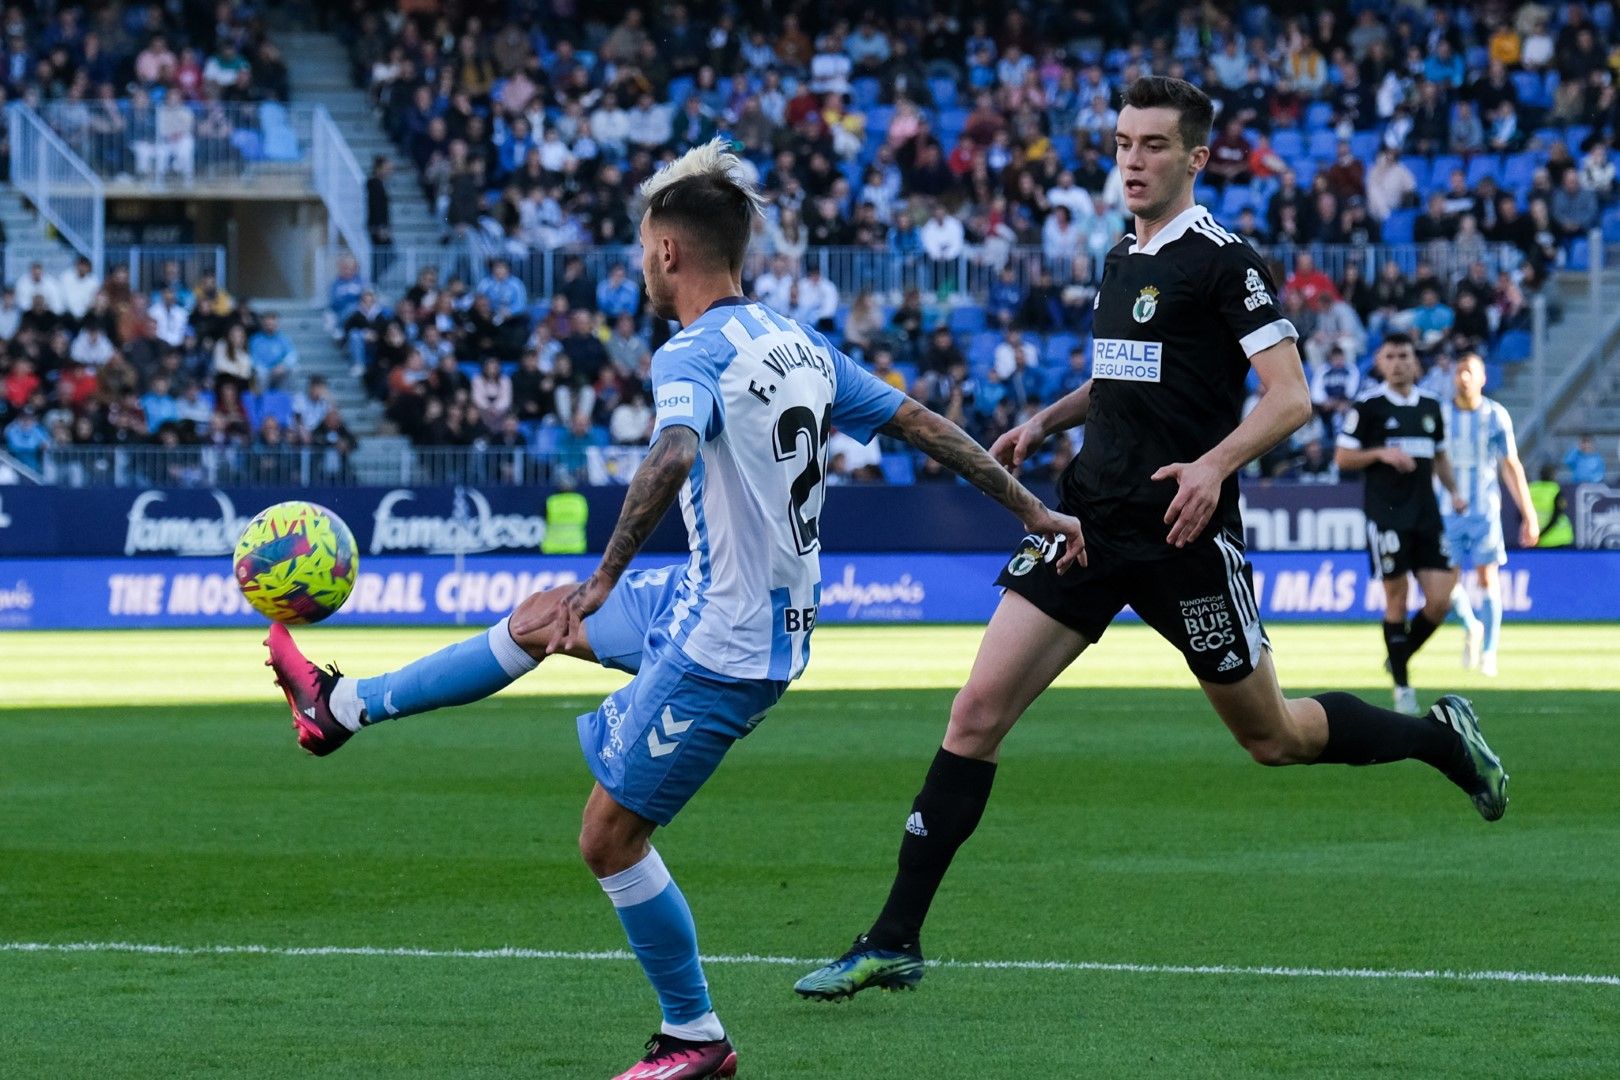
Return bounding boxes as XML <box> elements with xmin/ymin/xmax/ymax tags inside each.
<box><xmin>1431</xmin><ymin>694</ymin><xmax>1509</xmax><ymax>821</ymax></box>
<box><xmin>793</xmin><ymin>935</ymin><xmax>926</xmax><ymax>1001</ymax></box>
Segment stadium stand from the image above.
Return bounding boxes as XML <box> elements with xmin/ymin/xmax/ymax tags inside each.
<box><xmin>3</xmin><ymin>1</ymin><xmax>1618</xmax><ymax>482</ymax></box>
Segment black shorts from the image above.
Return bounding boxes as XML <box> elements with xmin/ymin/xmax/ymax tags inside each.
<box><xmin>1364</xmin><ymin>521</ymin><xmax>1452</xmax><ymax>579</ymax></box>
<box><xmin>996</xmin><ymin>530</ymin><xmax>1270</xmax><ymax>685</ymax></box>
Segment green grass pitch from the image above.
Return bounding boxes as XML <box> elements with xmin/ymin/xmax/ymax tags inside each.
<box><xmin>3</xmin><ymin>623</ymin><xmax>1619</xmax><ymax>1077</ymax></box>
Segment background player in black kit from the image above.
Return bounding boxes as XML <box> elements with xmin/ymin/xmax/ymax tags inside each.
<box><xmin>794</xmin><ymin>76</ymin><xmax>1510</xmax><ymax>1003</ymax></box>
<box><xmin>1335</xmin><ymin>334</ymin><xmax>1466</xmax><ymax>715</ymax></box>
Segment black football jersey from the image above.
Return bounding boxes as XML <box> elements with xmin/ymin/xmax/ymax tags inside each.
<box><xmin>1337</xmin><ymin>385</ymin><xmax>1447</xmax><ymax>530</ymax></box>
<box><xmin>1058</xmin><ymin>205</ymin><xmax>1299</xmax><ymax>559</ymax></box>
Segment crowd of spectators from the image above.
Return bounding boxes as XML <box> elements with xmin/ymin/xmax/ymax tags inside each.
<box><xmin>1</xmin><ymin>257</ymin><xmax>356</xmax><ymax>483</ymax></box>
<box><xmin>0</xmin><ymin>2</ymin><xmax>293</xmax><ymax>184</ymax></box>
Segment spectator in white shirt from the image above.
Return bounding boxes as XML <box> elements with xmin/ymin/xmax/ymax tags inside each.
<box><xmin>1042</xmin><ymin>205</ymin><xmax>1083</xmax><ymax>266</ymax></box>
<box><xmin>14</xmin><ymin>263</ymin><xmax>64</xmax><ymax>315</ymax></box>
<box><xmin>827</xmin><ymin>426</ymin><xmax>884</xmax><ymax>483</ymax></box>
<box><xmin>809</xmin><ymin>32</ymin><xmax>853</xmax><ymax>94</ymax></box>
<box><xmin>1046</xmin><ymin>170</ymin><xmax>1096</xmax><ymax>221</ymax></box>
<box><xmin>70</xmin><ymin>325</ymin><xmax>117</xmax><ymax>367</ymax></box>
<box><xmin>58</xmin><ymin>257</ymin><xmax>101</xmax><ymax>322</ymax></box>
<box><xmin>753</xmin><ymin>254</ymin><xmax>798</xmax><ymax>315</ymax></box>
<box><xmin>150</xmin><ymin>287</ymin><xmax>191</xmax><ymax>347</ymax></box>
<box><xmin>626</xmin><ymin>93</ymin><xmax>673</xmax><ymax>150</ymax></box>
<box><xmin>0</xmin><ymin>288</ymin><xmax>20</xmax><ymax>341</ymax></box>
<box><xmin>292</xmin><ymin>375</ymin><xmax>332</xmax><ymax>433</ymax></box>
<box><xmin>993</xmin><ymin>326</ymin><xmax>1038</xmax><ymax>380</ymax></box>
<box><xmin>791</xmin><ymin>265</ymin><xmax>839</xmax><ymax>332</ymax></box>
<box><xmin>609</xmin><ymin>385</ymin><xmax>655</xmax><ymax>445</ymax></box>
<box><xmin>920</xmin><ymin>203</ymin><xmax>965</xmax><ymax>262</ymax></box>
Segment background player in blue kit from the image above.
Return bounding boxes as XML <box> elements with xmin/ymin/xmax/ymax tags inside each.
<box><xmin>265</xmin><ymin>138</ymin><xmax>1081</xmax><ymax>1079</ymax></box>
<box><xmin>1442</xmin><ymin>353</ymin><xmax>1539</xmax><ymax>677</ymax></box>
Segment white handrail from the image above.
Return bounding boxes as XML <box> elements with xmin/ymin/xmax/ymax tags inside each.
<box><xmin>6</xmin><ymin>102</ymin><xmax>105</xmax><ymax>275</ymax></box>
<box><xmin>311</xmin><ymin>105</ymin><xmax>371</xmax><ymax>277</ymax></box>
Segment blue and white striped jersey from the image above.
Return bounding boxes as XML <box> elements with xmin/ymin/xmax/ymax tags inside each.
<box><xmin>1440</xmin><ymin>396</ymin><xmax>1517</xmax><ymax>520</ymax></box>
<box><xmin>650</xmin><ymin>297</ymin><xmax>905</xmax><ymax>681</ymax></box>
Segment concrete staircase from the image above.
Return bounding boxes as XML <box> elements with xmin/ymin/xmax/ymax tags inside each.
<box><xmin>272</xmin><ymin>302</ymin><xmax>385</xmax><ymax>433</ymax></box>
<box><xmin>1</xmin><ymin>188</ymin><xmax>81</xmax><ymax>281</ymax></box>
<box><xmin>279</xmin><ymin>28</ymin><xmax>444</xmax><ymax>260</ymax></box>
<box><xmin>1513</xmin><ymin>269</ymin><xmax>1620</xmax><ymax>475</ymax></box>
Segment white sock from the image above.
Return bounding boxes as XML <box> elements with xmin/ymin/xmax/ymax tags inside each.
<box><xmin>662</xmin><ymin>1011</ymin><xmax>725</xmax><ymax>1042</ymax></box>
<box><xmin>329</xmin><ymin>677</ymin><xmax>364</xmax><ymax>732</ymax></box>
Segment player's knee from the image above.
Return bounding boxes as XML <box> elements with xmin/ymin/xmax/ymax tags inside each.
<box><xmin>508</xmin><ymin>587</ymin><xmax>568</xmax><ymax>660</ymax></box>
<box><xmin>578</xmin><ymin>819</ymin><xmax>638</xmax><ymax>878</ymax></box>
<box><xmin>947</xmin><ymin>683</ymin><xmax>1015</xmax><ymax>755</ymax></box>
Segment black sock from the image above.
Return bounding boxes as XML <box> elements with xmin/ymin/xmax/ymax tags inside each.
<box><xmin>1313</xmin><ymin>691</ymin><xmax>1467</xmax><ymax>776</ymax></box>
<box><xmin>1383</xmin><ymin>621</ymin><xmax>1410</xmax><ymax>685</ymax></box>
<box><xmin>867</xmin><ymin>748</ymin><xmax>997</xmax><ymax>950</ymax></box>
<box><xmin>1406</xmin><ymin>612</ymin><xmax>1441</xmax><ymax>663</ymax></box>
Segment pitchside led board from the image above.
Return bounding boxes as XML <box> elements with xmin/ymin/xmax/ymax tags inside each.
<box><xmin>0</xmin><ymin>485</ymin><xmax>1617</xmax><ymax>631</ymax></box>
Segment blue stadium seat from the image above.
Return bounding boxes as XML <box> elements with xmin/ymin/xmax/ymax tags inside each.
<box><xmin>1043</xmin><ymin>333</ymin><xmax>1079</xmax><ymax>365</ymax></box>
<box><xmin>1568</xmin><ymin>125</ymin><xmax>1593</xmax><ymax>149</ymax></box>
<box><xmin>1495</xmin><ymin>329</ymin><xmax>1533</xmax><ymax>363</ymax></box>
<box><xmin>968</xmin><ymin>332</ymin><xmax>1001</xmax><ymax>366</ymax></box>
<box><xmin>1502</xmin><ymin>152</ymin><xmax>1539</xmax><ymax>191</ymax></box>
<box><xmin>1305</xmin><ymin>101</ymin><xmax>1335</xmax><ymax>129</ymax></box>
<box><xmin>527</xmin><ymin>423</ymin><xmax>564</xmax><ymax>456</ymax></box>
<box><xmin>258</xmin><ymin>391</ymin><xmax>293</xmax><ymax>427</ymax></box>
<box><xmin>1428</xmin><ymin>153</ymin><xmax>1464</xmax><ymax>187</ymax></box>
<box><xmin>948</xmin><ymin>306</ymin><xmax>986</xmax><ymax>334</ymax></box>
<box><xmin>1383</xmin><ymin>208</ymin><xmax>1418</xmax><ymax>244</ymax></box>
<box><xmin>1291</xmin><ymin>157</ymin><xmax>1318</xmax><ymax>185</ymax></box>
<box><xmin>1602</xmin><ymin>207</ymin><xmax>1620</xmax><ymax>243</ymax></box>
<box><xmin>1465</xmin><ymin>154</ymin><xmax>1501</xmax><ymax>189</ymax></box>
<box><xmin>928</xmin><ymin>76</ymin><xmax>958</xmax><ymax>108</ymax></box>
<box><xmin>852</xmin><ymin>77</ymin><xmax>881</xmax><ymax>110</ymax></box>
<box><xmin>1271</xmin><ymin>129</ymin><xmax>1304</xmax><ymax>159</ymax></box>
<box><xmin>879</xmin><ymin>452</ymin><xmax>917</xmax><ymax>484</ymax></box>
<box><xmin>1308</xmin><ymin>129</ymin><xmax>1338</xmax><ymax>159</ymax></box>
<box><xmin>1220</xmin><ymin>184</ymin><xmax>1256</xmax><ymax>218</ymax></box>
<box><xmin>1512</xmin><ymin>70</ymin><xmax>1544</xmax><ymax>107</ymax></box>
<box><xmin>1050</xmin><ymin>134</ymin><xmax>1075</xmax><ymax>165</ymax></box>
<box><xmin>893</xmin><ymin>362</ymin><xmax>918</xmax><ymax>388</ymax></box>
<box><xmin>1568</xmin><ymin>236</ymin><xmax>1591</xmax><ymax>270</ymax></box>
<box><xmin>1350</xmin><ymin>131</ymin><xmax>1380</xmax><ymax>161</ymax></box>
<box><xmin>667</xmin><ymin>75</ymin><xmax>695</xmax><ymax>105</ymax></box>
<box><xmin>1404</xmin><ymin>157</ymin><xmax>1431</xmax><ymax>190</ymax></box>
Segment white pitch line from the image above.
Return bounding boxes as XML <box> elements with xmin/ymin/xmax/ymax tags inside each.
<box><xmin>4</xmin><ymin>941</ymin><xmax>1618</xmax><ymax>988</ymax></box>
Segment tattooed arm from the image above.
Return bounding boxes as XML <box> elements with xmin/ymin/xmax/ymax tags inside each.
<box><xmin>879</xmin><ymin>398</ymin><xmax>1087</xmax><ymax>569</ymax></box>
<box><xmin>546</xmin><ymin>425</ymin><xmax>699</xmax><ymax>650</ymax></box>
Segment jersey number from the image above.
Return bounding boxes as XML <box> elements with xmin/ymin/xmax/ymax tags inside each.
<box><xmin>774</xmin><ymin>404</ymin><xmax>832</xmax><ymax>554</ymax></box>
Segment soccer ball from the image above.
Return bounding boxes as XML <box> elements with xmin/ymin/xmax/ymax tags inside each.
<box><xmin>233</xmin><ymin>501</ymin><xmax>358</xmax><ymax>624</ymax></box>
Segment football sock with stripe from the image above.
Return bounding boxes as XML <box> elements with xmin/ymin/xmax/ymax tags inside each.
<box><xmin>334</xmin><ymin>617</ymin><xmax>538</xmax><ymax>729</ymax></box>
<box><xmin>867</xmin><ymin>747</ymin><xmax>997</xmax><ymax>951</ymax></box>
<box><xmin>1481</xmin><ymin>577</ymin><xmax>1503</xmax><ymax>656</ymax></box>
<box><xmin>1312</xmin><ymin>691</ymin><xmax>1467</xmax><ymax>775</ymax></box>
<box><xmin>1449</xmin><ymin>584</ymin><xmax>1481</xmax><ymax>632</ymax></box>
<box><xmin>599</xmin><ymin>848</ymin><xmax>724</xmax><ymax>1043</ymax></box>
<box><xmin>1382</xmin><ymin>621</ymin><xmax>1410</xmax><ymax>686</ymax></box>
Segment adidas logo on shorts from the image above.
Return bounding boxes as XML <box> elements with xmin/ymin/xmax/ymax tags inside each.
<box><xmin>905</xmin><ymin>812</ymin><xmax>928</xmax><ymax>837</ymax></box>
<box><xmin>1216</xmin><ymin>651</ymin><xmax>1243</xmax><ymax>673</ymax></box>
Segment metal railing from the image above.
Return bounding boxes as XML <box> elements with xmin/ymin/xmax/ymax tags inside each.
<box><xmin>312</xmin><ymin>105</ymin><xmax>372</xmax><ymax>276</ymax></box>
<box><xmin>38</xmin><ymin>445</ymin><xmax>355</xmax><ymax>489</ymax></box>
<box><xmin>6</xmin><ymin>102</ymin><xmax>105</xmax><ymax>274</ymax></box>
<box><xmin>32</xmin><ymin>443</ymin><xmax>658</xmax><ymax>489</ymax></box>
<box><xmin>36</xmin><ymin>100</ymin><xmax>313</xmax><ymax>185</ymax></box>
<box><xmin>108</xmin><ymin>244</ymin><xmax>229</xmax><ymax>292</ymax></box>
<box><xmin>319</xmin><ymin>240</ymin><xmax>1528</xmax><ymax>308</ymax></box>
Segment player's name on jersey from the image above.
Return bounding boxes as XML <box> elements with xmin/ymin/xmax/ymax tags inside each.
<box><xmin>1091</xmin><ymin>338</ymin><xmax>1163</xmax><ymax>383</ymax></box>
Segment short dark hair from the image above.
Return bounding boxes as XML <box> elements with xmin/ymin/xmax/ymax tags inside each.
<box><xmin>1121</xmin><ymin>76</ymin><xmax>1214</xmax><ymax>151</ymax></box>
<box><xmin>1379</xmin><ymin>331</ymin><xmax>1417</xmax><ymax>352</ymax></box>
<box><xmin>641</xmin><ymin>145</ymin><xmax>762</xmax><ymax>273</ymax></box>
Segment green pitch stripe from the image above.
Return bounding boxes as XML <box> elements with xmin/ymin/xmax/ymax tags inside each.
<box><xmin>5</xmin><ymin>941</ymin><xmax>1617</xmax><ymax>988</ymax></box>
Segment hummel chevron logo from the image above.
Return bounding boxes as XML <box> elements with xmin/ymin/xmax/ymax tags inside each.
<box><xmin>647</xmin><ymin>707</ymin><xmax>693</xmax><ymax>759</ymax></box>
<box><xmin>905</xmin><ymin>812</ymin><xmax>928</xmax><ymax>837</ymax></box>
<box><xmin>1216</xmin><ymin>651</ymin><xmax>1243</xmax><ymax>673</ymax></box>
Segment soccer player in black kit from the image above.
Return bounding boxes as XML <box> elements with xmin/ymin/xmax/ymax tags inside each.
<box><xmin>1335</xmin><ymin>334</ymin><xmax>1466</xmax><ymax>715</ymax></box>
<box><xmin>794</xmin><ymin>77</ymin><xmax>1509</xmax><ymax>1003</ymax></box>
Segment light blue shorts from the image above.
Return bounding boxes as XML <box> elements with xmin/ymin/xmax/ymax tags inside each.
<box><xmin>1443</xmin><ymin>513</ymin><xmax>1507</xmax><ymax>571</ymax></box>
<box><xmin>579</xmin><ymin>566</ymin><xmax>787</xmax><ymax>825</ymax></box>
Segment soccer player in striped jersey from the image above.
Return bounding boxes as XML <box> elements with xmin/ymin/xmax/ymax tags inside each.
<box><xmin>1441</xmin><ymin>353</ymin><xmax>1538</xmax><ymax>676</ymax></box>
<box><xmin>264</xmin><ymin>138</ymin><xmax>1081</xmax><ymax>1078</ymax></box>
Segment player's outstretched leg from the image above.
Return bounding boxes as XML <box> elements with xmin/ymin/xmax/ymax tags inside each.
<box><xmin>1204</xmin><ymin>654</ymin><xmax>1508</xmax><ymax>822</ymax></box>
<box><xmin>263</xmin><ymin>587</ymin><xmax>588</xmax><ymax>756</ymax></box>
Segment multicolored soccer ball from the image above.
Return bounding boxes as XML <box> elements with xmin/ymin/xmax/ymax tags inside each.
<box><xmin>233</xmin><ymin>501</ymin><xmax>358</xmax><ymax>624</ymax></box>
